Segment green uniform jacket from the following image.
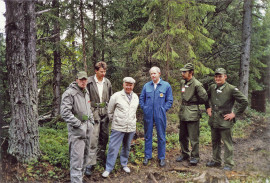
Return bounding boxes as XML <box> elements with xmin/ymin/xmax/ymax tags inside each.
<box><xmin>179</xmin><ymin>77</ymin><xmax>208</xmax><ymax>121</ymax></box>
<box><xmin>206</xmin><ymin>82</ymin><xmax>248</xmax><ymax>129</ymax></box>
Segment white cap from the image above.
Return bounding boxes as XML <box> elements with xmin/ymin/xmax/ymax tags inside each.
<box><xmin>123</xmin><ymin>77</ymin><xmax>136</xmax><ymax>84</ymax></box>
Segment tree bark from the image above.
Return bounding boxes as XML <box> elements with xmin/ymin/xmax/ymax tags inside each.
<box><xmin>5</xmin><ymin>0</ymin><xmax>40</xmax><ymax>163</ymax></box>
<box><xmin>92</xmin><ymin>0</ymin><xmax>97</xmax><ymax>66</ymax></box>
<box><xmin>265</xmin><ymin>56</ymin><xmax>270</xmax><ymax>101</ymax></box>
<box><xmin>71</xmin><ymin>0</ymin><xmax>77</xmax><ymax>77</ymax></box>
<box><xmin>80</xmin><ymin>0</ymin><xmax>87</xmax><ymax>72</ymax></box>
<box><xmin>101</xmin><ymin>0</ymin><xmax>105</xmax><ymax>62</ymax></box>
<box><xmin>52</xmin><ymin>0</ymin><xmax>61</xmax><ymax>117</ymax></box>
<box><xmin>165</xmin><ymin>3</ymin><xmax>171</xmax><ymax>81</ymax></box>
<box><xmin>239</xmin><ymin>0</ymin><xmax>253</xmax><ymax>97</ymax></box>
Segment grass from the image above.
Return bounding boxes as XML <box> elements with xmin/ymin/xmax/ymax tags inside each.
<box><xmin>29</xmin><ymin>104</ymin><xmax>269</xmax><ymax>181</ymax></box>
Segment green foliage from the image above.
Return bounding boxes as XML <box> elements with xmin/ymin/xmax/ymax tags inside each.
<box><xmin>0</xmin><ymin>33</ymin><xmax>9</xmax><ymax>121</ymax></box>
<box><xmin>39</xmin><ymin>122</ymin><xmax>69</xmax><ymax>169</ymax></box>
<box><xmin>200</xmin><ymin>113</ymin><xmax>212</xmax><ymax>145</ymax></box>
<box><xmin>131</xmin><ymin>0</ymin><xmax>215</xmax><ymax>76</ymax></box>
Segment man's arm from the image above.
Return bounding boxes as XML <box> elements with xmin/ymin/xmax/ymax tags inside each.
<box><xmin>139</xmin><ymin>85</ymin><xmax>146</xmax><ymax>109</ymax></box>
<box><xmin>60</xmin><ymin>91</ymin><xmax>81</xmax><ymax>127</ymax></box>
<box><xmin>107</xmin><ymin>94</ymin><xmax>116</xmax><ymax>121</ymax></box>
<box><xmin>232</xmin><ymin>87</ymin><xmax>248</xmax><ymax>116</ymax></box>
<box><xmin>164</xmin><ymin>85</ymin><xmax>173</xmax><ymax>111</ymax></box>
<box><xmin>196</xmin><ymin>84</ymin><xmax>208</xmax><ymax>104</ymax></box>
<box><xmin>205</xmin><ymin>85</ymin><xmax>212</xmax><ymax>116</ymax></box>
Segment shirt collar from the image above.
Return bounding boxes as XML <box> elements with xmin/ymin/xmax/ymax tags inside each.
<box><xmin>153</xmin><ymin>78</ymin><xmax>161</xmax><ymax>85</ymax></box>
<box><xmin>94</xmin><ymin>74</ymin><xmax>105</xmax><ymax>83</ymax></box>
<box><xmin>215</xmin><ymin>82</ymin><xmax>227</xmax><ymax>90</ymax></box>
<box><xmin>185</xmin><ymin>77</ymin><xmax>194</xmax><ymax>85</ymax></box>
<box><xmin>125</xmin><ymin>91</ymin><xmax>133</xmax><ymax>96</ymax></box>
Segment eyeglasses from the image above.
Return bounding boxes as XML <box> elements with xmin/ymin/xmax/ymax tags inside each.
<box><xmin>181</xmin><ymin>71</ymin><xmax>187</xmax><ymax>74</ymax></box>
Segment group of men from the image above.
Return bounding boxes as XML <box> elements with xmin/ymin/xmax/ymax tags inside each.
<box><xmin>176</xmin><ymin>63</ymin><xmax>248</xmax><ymax>172</ymax></box>
<box><xmin>60</xmin><ymin>62</ymin><xmax>248</xmax><ymax>183</ymax></box>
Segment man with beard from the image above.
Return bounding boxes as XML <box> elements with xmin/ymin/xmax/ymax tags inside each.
<box><xmin>176</xmin><ymin>63</ymin><xmax>208</xmax><ymax>166</ymax></box>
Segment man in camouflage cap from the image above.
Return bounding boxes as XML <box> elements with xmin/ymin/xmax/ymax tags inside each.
<box><xmin>176</xmin><ymin>63</ymin><xmax>208</xmax><ymax>166</ymax></box>
<box><xmin>61</xmin><ymin>71</ymin><xmax>94</xmax><ymax>183</ymax></box>
<box><xmin>205</xmin><ymin>68</ymin><xmax>248</xmax><ymax>171</ymax></box>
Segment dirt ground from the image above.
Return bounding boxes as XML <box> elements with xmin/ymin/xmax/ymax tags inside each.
<box><xmin>1</xmin><ymin>116</ymin><xmax>270</xmax><ymax>183</ymax></box>
<box><xmin>82</xmin><ymin>116</ymin><xmax>270</xmax><ymax>183</ymax></box>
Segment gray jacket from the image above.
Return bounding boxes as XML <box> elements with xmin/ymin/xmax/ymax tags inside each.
<box><xmin>108</xmin><ymin>90</ymin><xmax>139</xmax><ymax>132</ymax></box>
<box><xmin>61</xmin><ymin>82</ymin><xmax>94</xmax><ymax>127</ymax></box>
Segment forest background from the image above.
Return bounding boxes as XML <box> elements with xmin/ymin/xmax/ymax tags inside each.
<box><xmin>0</xmin><ymin>0</ymin><xmax>270</xmax><ymax>182</ymax></box>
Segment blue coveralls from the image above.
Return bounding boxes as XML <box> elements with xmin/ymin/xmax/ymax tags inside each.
<box><xmin>139</xmin><ymin>79</ymin><xmax>173</xmax><ymax>160</ymax></box>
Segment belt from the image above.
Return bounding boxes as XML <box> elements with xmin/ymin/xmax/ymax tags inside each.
<box><xmin>91</xmin><ymin>102</ymin><xmax>106</xmax><ymax>108</ymax></box>
<box><xmin>182</xmin><ymin>101</ymin><xmax>198</xmax><ymax>106</ymax></box>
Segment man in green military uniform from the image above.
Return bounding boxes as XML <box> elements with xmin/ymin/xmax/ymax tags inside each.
<box><xmin>176</xmin><ymin>63</ymin><xmax>208</xmax><ymax>166</ymax></box>
<box><xmin>206</xmin><ymin>68</ymin><xmax>248</xmax><ymax>171</ymax></box>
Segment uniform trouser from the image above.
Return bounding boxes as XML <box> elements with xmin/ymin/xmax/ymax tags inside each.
<box><xmin>105</xmin><ymin>130</ymin><xmax>135</xmax><ymax>172</ymax></box>
<box><xmin>68</xmin><ymin>122</ymin><xmax>93</xmax><ymax>183</ymax></box>
<box><xmin>179</xmin><ymin>120</ymin><xmax>200</xmax><ymax>160</ymax></box>
<box><xmin>211</xmin><ymin>127</ymin><xmax>234</xmax><ymax>167</ymax></box>
<box><xmin>88</xmin><ymin>115</ymin><xmax>109</xmax><ymax>166</ymax></box>
<box><xmin>144</xmin><ymin>119</ymin><xmax>167</xmax><ymax>160</ymax></box>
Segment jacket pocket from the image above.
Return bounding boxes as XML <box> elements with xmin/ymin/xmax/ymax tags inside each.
<box><xmin>181</xmin><ymin>106</ymin><xmax>200</xmax><ymax>121</ymax></box>
<box><xmin>71</xmin><ymin>122</ymin><xmax>87</xmax><ymax>139</ymax></box>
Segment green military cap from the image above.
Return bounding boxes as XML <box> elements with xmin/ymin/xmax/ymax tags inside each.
<box><xmin>215</xmin><ymin>68</ymin><xmax>226</xmax><ymax>75</ymax></box>
<box><xmin>180</xmin><ymin>63</ymin><xmax>194</xmax><ymax>71</ymax></box>
<box><xmin>77</xmin><ymin>71</ymin><xmax>88</xmax><ymax>79</ymax></box>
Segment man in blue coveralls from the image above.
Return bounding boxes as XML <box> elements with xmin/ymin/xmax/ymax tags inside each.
<box><xmin>140</xmin><ymin>66</ymin><xmax>173</xmax><ymax>167</ymax></box>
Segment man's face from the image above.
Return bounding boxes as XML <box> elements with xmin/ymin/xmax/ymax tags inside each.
<box><xmin>181</xmin><ymin>70</ymin><xmax>192</xmax><ymax>80</ymax></box>
<box><xmin>123</xmin><ymin>82</ymin><xmax>134</xmax><ymax>94</ymax></box>
<box><xmin>76</xmin><ymin>78</ymin><xmax>88</xmax><ymax>89</ymax></box>
<box><xmin>150</xmin><ymin>70</ymin><xmax>161</xmax><ymax>83</ymax></box>
<box><xmin>95</xmin><ymin>67</ymin><xmax>106</xmax><ymax>80</ymax></box>
<box><xmin>214</xmin><ymin>74</ymin><xmax>227</xmax><ymax>85</ymax></box>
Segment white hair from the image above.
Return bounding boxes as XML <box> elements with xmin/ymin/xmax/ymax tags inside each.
<box><xmin>149</xmin><ymin>66</ymin><xmax>161</xmax><ymax>74</ymax></box>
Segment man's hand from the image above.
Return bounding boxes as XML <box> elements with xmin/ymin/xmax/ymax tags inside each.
<box><xmin>224</xmin><ymin>112</ymin><xmax>235</xmax><ymax>121</ymax></box>
<box><xmin>207</xmin><ymin>108</ymin><xmax>212</xmax><ymax>117</ymax></box>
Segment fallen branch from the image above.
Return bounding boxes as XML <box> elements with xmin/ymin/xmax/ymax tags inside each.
<box><xmin>36</xmin><ymin>9</ymin><xmax>51</xmax><ymax>15</ymax></box>
<box><xmin>1</xmin><ymin>137</ymin><xmax>7</xmax><ymax>147</ymax></box>
<box><xmin>148</xmin><ymin>173</ymin><xmax>158</xmax><ymax>183</ymax></box>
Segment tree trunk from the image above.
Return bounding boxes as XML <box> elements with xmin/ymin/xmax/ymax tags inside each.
<box><xmin>71</xmin><ymin>0</ymin><xmax>77</xmax><ymax>77</ymax></box>
<box><xmin>165</xmin><ymin>3</ymin><xmax>171</xmax><ymax>81</ymax></box>
<box><xmin>5</xmin><ymin>0</ymin><xmax>40</xmax><ymax>163</ymax></box>
<box><xmin>80</xmin><ymin>0</ymin><xmax>87</xmax><ymax>72</ymax></box>
<box><xmin>101</xmin><ymin>0</ymin><xmax>105</xmax><ymax>61</ymax></box>
<box><xmin>92</xmin><ymin>0</ymin><xmax>97</xmax><ymax>66</ymax></box>
<box><xmin>265</xmin><ymin>56</ymin><xmax>270</xmax><ymax>101</ymax></box>
<box><xmin>52</xmin><ymin>0</ymin><xmax>61</xmax><ymax>117</ymax></box>
<box><xmin>239</xmin><ymin>0</ymin><xmax>253</xmax><ymax>97</ymax></box>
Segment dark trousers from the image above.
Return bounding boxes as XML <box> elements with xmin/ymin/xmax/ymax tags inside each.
<box><xmin>211</xmin><ymin>127</ymin><xmax>234</xmax><ymax>167</ymax></box>
<box><xmin>98</xmin><ymin>115</ymin><xmax>109</xmax><ymax>163</ymax></box>
<box><xmin>179</xmin><ymin>120</ymin><xmax>200</xmax><ymax>160</ymax></box>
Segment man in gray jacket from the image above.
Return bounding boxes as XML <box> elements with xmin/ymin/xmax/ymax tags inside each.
<box><xmin>61</xmin><ymin>71</ymin><xmax>94</xmax><ymax>183</ymax></box>
<box><xmin>85</xmin><ymin>61</ymin><xmax>113</xmax><ymax>175</ymax></box>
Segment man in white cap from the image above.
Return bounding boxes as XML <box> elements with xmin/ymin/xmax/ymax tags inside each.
<box><xmin>102</xmin><ymin>77</ymin><xmax>139</xmax><ymax>178</ymax></box>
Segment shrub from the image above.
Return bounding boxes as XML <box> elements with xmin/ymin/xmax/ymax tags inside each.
<box><xmin>39</xmin><ymin>122</ymin><xmax>69</xmax><ymax>169</ymax></box>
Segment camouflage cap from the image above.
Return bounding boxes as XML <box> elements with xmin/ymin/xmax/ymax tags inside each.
<box><xmin>77</xmin><ymin>71</ymin><xmax>88</xmax><ymax>79</ymax></box>
<box><xmin>123</xmin><ymin>77</ymin><xmax>136</xmax><ymax>84</ymax></box>
<box><xmin>215</xmin><ymin>68</ymin><xmax>226</xmax><ymax>75</ymax></box>
<box><xmin>180</xmin><ymin>63</ymin><xmax>194</xmax><ymax>71</ymax></box>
